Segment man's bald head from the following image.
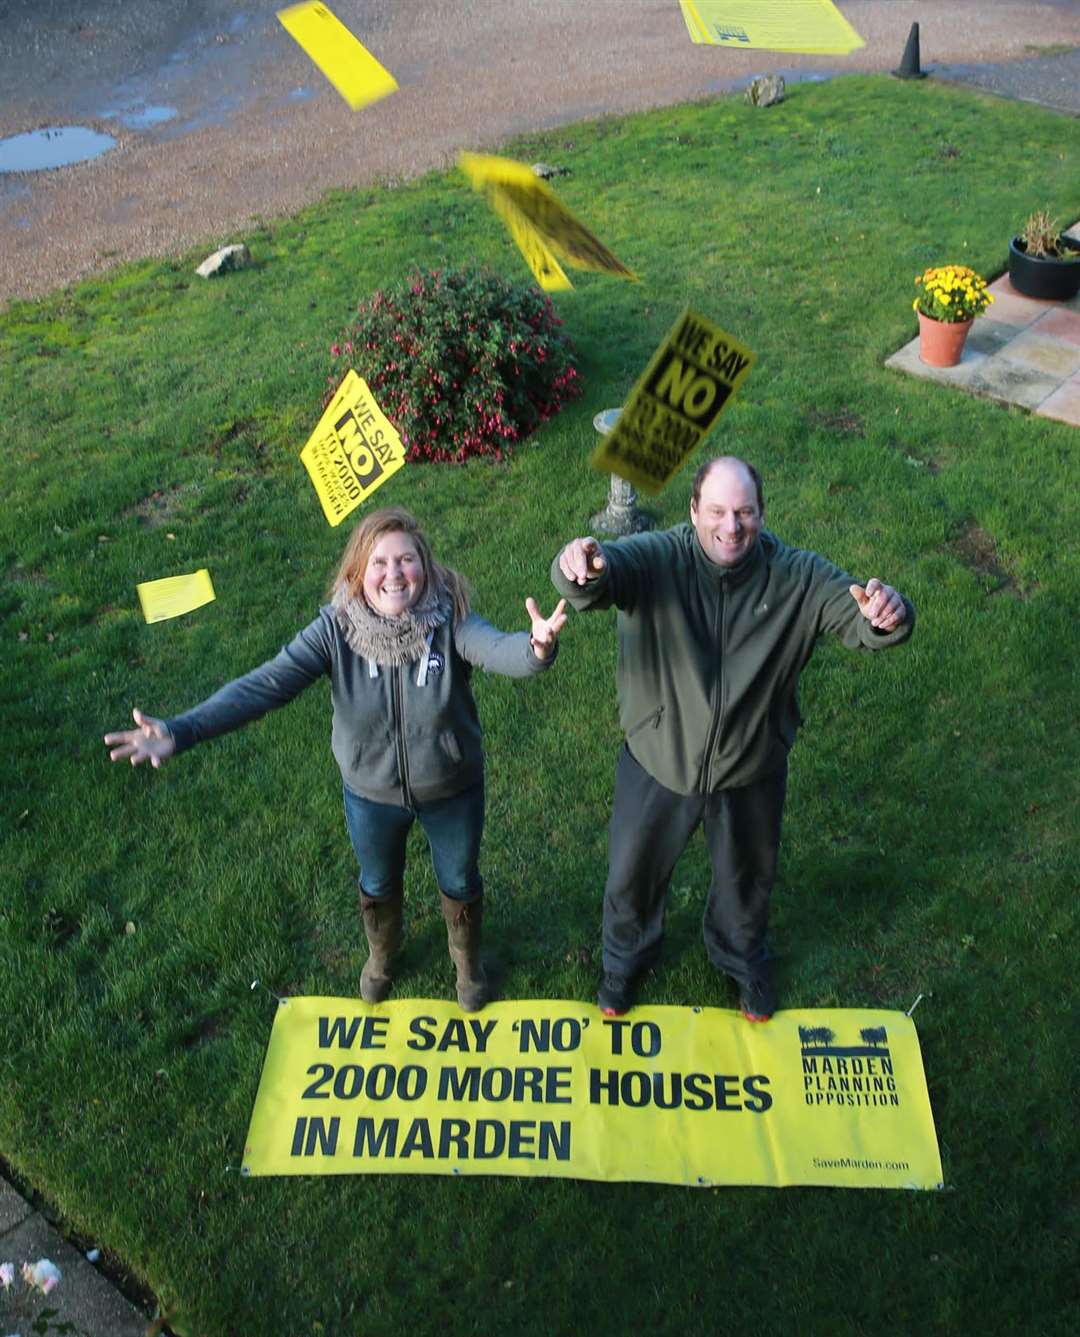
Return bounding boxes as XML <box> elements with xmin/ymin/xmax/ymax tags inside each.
<box><xmin>691</xmin><ymin>456</ymin><xmax>764</xmax><ymax>514</ymax></box>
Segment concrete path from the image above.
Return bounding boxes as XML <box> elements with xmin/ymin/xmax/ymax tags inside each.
<box><xmin>937</xmin><ymin>44</ymin><xmax>1080</xmax><ymax>115</ymax></box>
<box><xmin>0</xmin><ymin>1173</ymin><xmax>149</xmax><ymax>1336</ymax></box>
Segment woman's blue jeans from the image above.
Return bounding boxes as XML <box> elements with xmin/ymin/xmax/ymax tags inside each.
<box><xmin>343</xmin><ymin>781</ymin><xmax>485</xmax><ymax>902</ymax></box>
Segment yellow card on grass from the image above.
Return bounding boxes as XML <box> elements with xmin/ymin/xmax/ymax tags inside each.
<box><xmin>300</xmin><ymin>370</ymin><xmax>406</xmax><ymax>526</ymax></box>
<box><xmin>277</xmin><ymin>2</ymin><xmax>399</xmax><ymax>109</ymax></box>
<box><xmin>137</xmin><ymin>569</ymin><xmax>216</xmax><ymax>624</ymax></box>
<box><xmin>679</xmin><ymin>0</ymin><xmax>864</xmax><ymax>54</ymax></box>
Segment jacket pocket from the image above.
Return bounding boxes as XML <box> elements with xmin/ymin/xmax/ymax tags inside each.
<box><xmin>439</xmin><ymin>730</ymin><xmax>463</xmax><ymax>765</ymax></box>
<box><xmin>625</xmin><ymin>704</ymin><xmax>665</xmax><ymax>739</ymax></box>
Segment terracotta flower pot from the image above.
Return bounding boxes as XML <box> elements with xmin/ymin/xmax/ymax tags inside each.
<box><xmin>917</xmin><ymin>311</ymin><xmax>974</xmax><ymax>368</ymax></box>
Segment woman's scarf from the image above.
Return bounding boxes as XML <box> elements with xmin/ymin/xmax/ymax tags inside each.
<box><xmin>332</xmin><ymin>583</ymin><xmax>448</xmax><ymax>667</ymax></box>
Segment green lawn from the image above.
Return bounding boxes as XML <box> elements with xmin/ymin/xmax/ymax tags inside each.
<box><xmin>1</xmin><ymin>75</ymin><xmax>1076</xmax><ymax>1335</ymax></box>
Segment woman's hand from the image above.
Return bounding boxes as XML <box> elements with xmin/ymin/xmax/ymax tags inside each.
<box><xmin>525</xmin><ymin>597</ymin><xmax>568</xmax><ymax>661</ymax></box>
<box><xmin>103</xmin><ymin>708</ymin><xmax>177</xmax><ymax>768</ymax></box>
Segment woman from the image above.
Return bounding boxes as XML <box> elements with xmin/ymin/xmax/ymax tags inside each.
<box><xmin>104</xmin><ymin>506</ymin><xmax>566</xmax><ymax>1012</ymax></box>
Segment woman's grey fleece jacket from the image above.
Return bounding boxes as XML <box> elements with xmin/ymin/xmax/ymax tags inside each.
<box><xmin>165</xmin><ymin>608</ymin><xmax>553</xmax><ymax>807</ymax></box>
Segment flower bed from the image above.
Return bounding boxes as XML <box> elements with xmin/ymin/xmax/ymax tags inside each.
<box><xmin>328</xmin><ymin>266</ymin><xmax>582</xmax><ymax>463</ymax></box>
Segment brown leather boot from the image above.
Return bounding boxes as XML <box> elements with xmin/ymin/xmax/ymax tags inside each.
<box><xmin>359</xmin><ymin>887</ymin><xmax>403</xmax><ymax>1003</ymax></box>
<box><xmin>439</xmin><ymin>891</ymin><xmax>489</xmax><ymax>1012</ymax></box>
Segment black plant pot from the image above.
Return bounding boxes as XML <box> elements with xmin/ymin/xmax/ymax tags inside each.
<box><xmin>1008</xmin><ymin>234</ymin><xmax>1080</xmax><ymax>301</ymax></box>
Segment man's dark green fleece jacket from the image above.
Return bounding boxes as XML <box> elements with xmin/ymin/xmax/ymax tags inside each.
<box><xmin>550</xmin><ymin>523</ymin><xmax>915</xmax><ymax>796</ymax></box>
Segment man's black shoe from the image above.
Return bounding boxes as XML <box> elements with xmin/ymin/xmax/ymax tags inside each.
<box><xmin>597</xmin><ymin>972</ymin><xmax>635</xmax><ymax>1016</ymax></box>
<box><xmin>739</xmin><ymin>974</ymin><xmax>776</xmax><ymax>1023</ymax></box>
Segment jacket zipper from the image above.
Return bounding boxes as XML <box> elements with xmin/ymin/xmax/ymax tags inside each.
<box><xmin>391</xmin><ymin>666</ymin><xmax>412</xmax><ymax>806</ymax></box>
<box><xmin>627</xmin><ymin>703</ymin><xmax>665</xmax><ymax>738</ymax></box>
<box><xmin>701</xmin><ymin>579</ymin><xmax>727</xmax><ymax>790</ymax></box>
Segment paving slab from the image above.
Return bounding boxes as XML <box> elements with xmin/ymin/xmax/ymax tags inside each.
<box><xmin>1037</xmin><ymin>370</ymin><xmax>1080</xmax><ymax>424</ymax></box>
<box><xmin>1033</xmin><ymin>306</ymin><xmax>1080</xmax><ymax>344</ymax></box>
<box><xmin>966</xmin><ymin>356</ymin><xmax>1065</xmax><ymax>410</ymax></box>
<box><xmin>985</xmin><ymin>277</ymin><xmax>1056</xmax><ymax>327</ymax></box>
<box><xmin>966</xmin><ymin>318</ymin><xmax>1027</xmax><ymax>356</ymax></box>
<box><xmin>0</xmin><ymin>1177</ymin><xmax>32</xmax><ymax>1235</ymax></box>
<box><xmin>0</xmin><ymin>1211</ymin><xmax>147</xmax><ymax>1337</ymax></box>
<box><xmin>998</xmin><ymin>327</ymin><xmax>1080</xmax><ymax>378</ymax></box>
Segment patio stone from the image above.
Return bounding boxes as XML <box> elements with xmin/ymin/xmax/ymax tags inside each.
<box><xmin>966</xmin><ymin>358</ymin><xmax>1063</xmax><ymax>410</ymax></box>
<box><xmin>885</xmin><ymin>336</ymin><xmax>991</xmax><ymax>387</ymax></box>
<box><xmin>966</xmin><ymin>318</ymin><xmax>1025</xmax><ymax>356</ymax></box>
<box><xmin>984</xmin><ymin>288</ymin><xmax>1053</xmax><ymax>327</ymax></box>
<box><xmin>1036</xmin><ymin>372</ymin><xmax>1080</xmax><ymax>426</ymax></box>
<box><xmin>889</xmin><ymin>289</ymin><xmax>1080</xmax><ymax>425</ymax></box>
<box><xmin>997</xmin><ymin>328</ymin><xmax>1080</xmax><ymax>379</ymax></box>
<box><xmin>1030</xmin><ymin>306</ymin><xmax>1080</xmax><ymax>346</ymax></box>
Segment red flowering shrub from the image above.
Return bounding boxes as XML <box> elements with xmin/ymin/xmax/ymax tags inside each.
<box><xmin>328</xmin><ymin>266</ymin><xmax>582</xmax><ymax>463</ymax></box>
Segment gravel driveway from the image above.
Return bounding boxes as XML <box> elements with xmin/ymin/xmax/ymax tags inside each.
<box><xmin>1</xmin><ymin>0</ymin><xmax>1077</xmax><ymax>306</ymax></box>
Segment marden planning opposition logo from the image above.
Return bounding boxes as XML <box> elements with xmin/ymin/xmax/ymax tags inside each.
<box><xmin>800</xmin><ymin>1025</ymin><xmax>900</xmax><ymax>1110</ymax></box>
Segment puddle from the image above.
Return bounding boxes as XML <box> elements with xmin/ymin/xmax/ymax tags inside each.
<box><xmin>159</xmin><ymin>96</ymin><xmax>241</xmax><ymax>140</ymax></box>
<box><xmin>0</xmin><ymin>126</ymin><xmax>116</xmax><ymax>173</ymax></box>
<box><xmin>288</xmin><ymin>87</ymin><xmax>315</xmax><ymax>102</ymax></box>
<box><xmin>109</xmin><ymin>104</ymin><xmax>178</xmax><ymax>130</ymax></box>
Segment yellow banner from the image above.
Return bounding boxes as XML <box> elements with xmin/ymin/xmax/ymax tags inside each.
<box><xmin>300</xmin><ymin>370</ymin><xmax>405</xmax><ymax>526</ymax></box>
<box><xmin>277</xmin><ymin>2</ymin><xmax>399</xmax><ymax>110</ymax></box>
<box><xmin>460</xmin><ymin>152</ymin><xmax>636</xmax><ymax>286</ymax></box>
<box><xmin>591</xmin><ymin>306</ymin><xmax>755</xmax><ymax>495</ymax></box>
<box><xmin>679</xmin><ymin>0</ymin><xmax>864</xmax><ymax>54</ymax></box>
<box><xmin>243</xmin><ymin>999</ymin><xmax>942</xmax><ymax>1189</ymax></box>
<box><xmin>136</xmin><ymin>569</ymin><xmax>215</xmax><ymax>623</ymax></box>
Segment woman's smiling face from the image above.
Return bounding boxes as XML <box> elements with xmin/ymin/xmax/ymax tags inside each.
<box><xmin>362</xmin><ymin>530</ymin><xmax>424</xmax><ymax>616</ymax></box>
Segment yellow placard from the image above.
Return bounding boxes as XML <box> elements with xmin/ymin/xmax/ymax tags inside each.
<box><xmin>485</xmin><ymin>185</ymin><xmax>571</xmax><ymax>292</ymax></box>
<box><xmin>591</xmin><ymin>306</ymin><xmax>755</xmax><ymax>495</ymax></box>
<box><xmin>277</xmin><ymin>2</ymin><xmax>399</xmax><ymax>109</ymax></box>
<box><xmin>679</xmin><ymin>0</ymin><xmax>864</xmax><ymax>54</ymax></box>
<box><xmin>136</xmin><ymin>569</ymin><xmax>215</xmax><ymax>624</ymax></box>
<box><xmin>300</xmin><ymin>370</ymin><xmax>405</xmax><ymax>526</ymax></box>
<box><xmin>459</xmin><ymin>152</ymin><xmax>636</xmax><ymax>284</ymax></box>
<box><xmin>243</xmin><ymin>998</ymin><xmax>943</xmax><ymax>1188</ymax></box>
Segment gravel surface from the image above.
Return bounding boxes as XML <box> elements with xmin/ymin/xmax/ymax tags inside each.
<box><xmin>1</xmin><ymin>0</ymin><xmax>1077</xmax><ymax>306</ymax></box>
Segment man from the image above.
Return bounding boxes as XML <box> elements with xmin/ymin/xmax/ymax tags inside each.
<box><xmin>551</xmin><ymin>455</ymin><xmax>914</xmax><ymax>1021</ymax></box>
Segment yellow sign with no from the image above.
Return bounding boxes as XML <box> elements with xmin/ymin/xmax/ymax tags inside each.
<box><xmin>300</xmin><ymin>371</ymin><xmax>406</xmax><ymax>526</ymax></box>
<box><xmin>592</xmin><ymin>307</ymin><xmax>755</xmax><ymax>494</ymax></box>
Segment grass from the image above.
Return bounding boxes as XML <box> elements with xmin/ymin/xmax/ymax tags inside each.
<box><xmin>1</xmin><ymin>74</ymin><xmax>1077</xmax><ymax>1335</ymax></box>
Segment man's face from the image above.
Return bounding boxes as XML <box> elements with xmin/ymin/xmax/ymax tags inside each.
<box><xmin>690</xmin><ymin>461</ymin><xmax>763</xmax><ymax>566</ymax></box>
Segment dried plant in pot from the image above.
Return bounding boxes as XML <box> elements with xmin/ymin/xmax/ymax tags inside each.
<box><xmin>1008</xmin><ymin>210</ymin><xmax>1080</xmax><ymax>301</ymax></box>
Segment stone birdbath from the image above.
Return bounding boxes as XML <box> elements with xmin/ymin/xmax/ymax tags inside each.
<box><xmin>589</xmin><ymin>408</ymin><xmax>652</xmax><ymax>536</ymax></box>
